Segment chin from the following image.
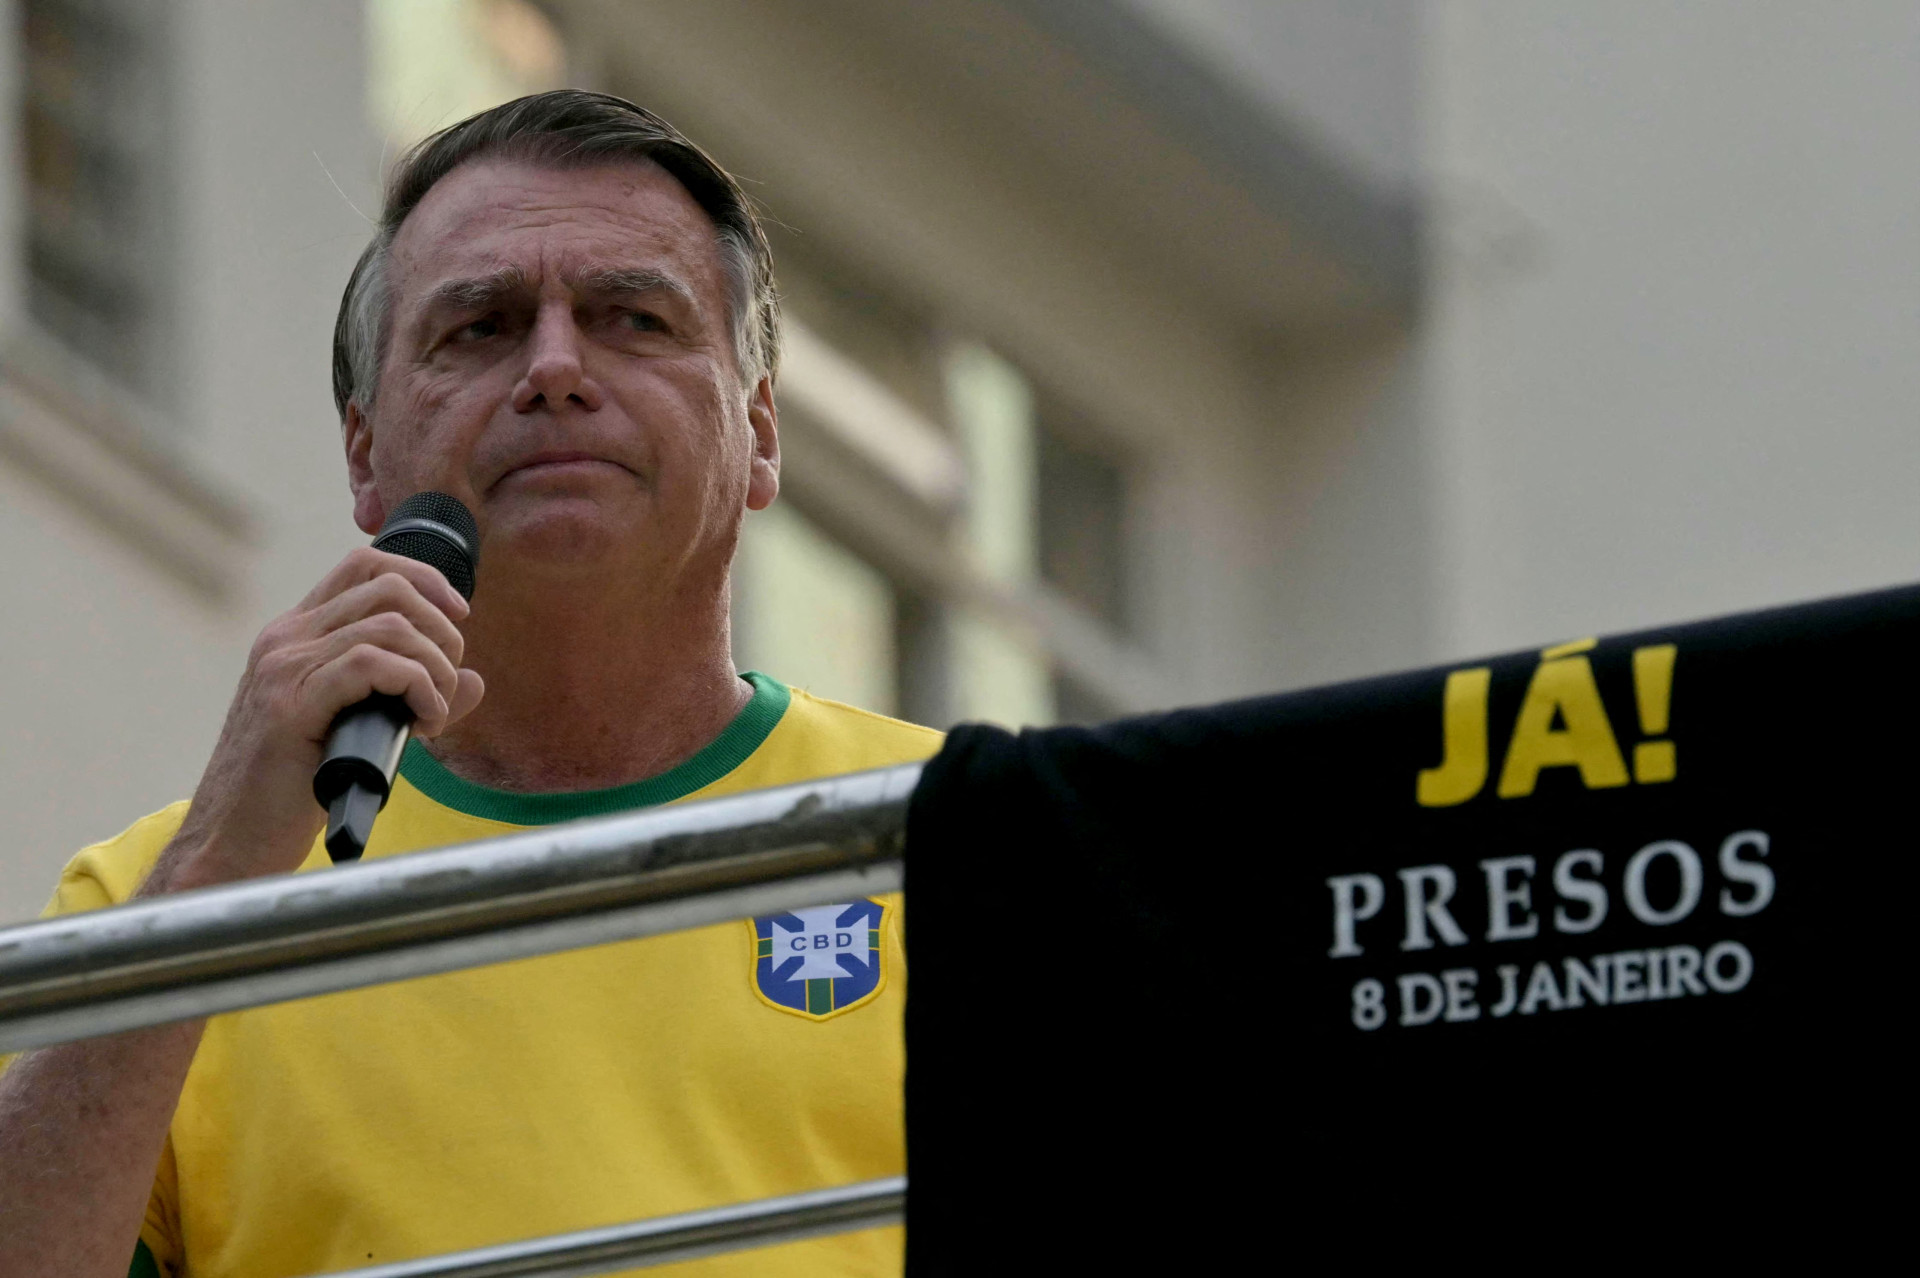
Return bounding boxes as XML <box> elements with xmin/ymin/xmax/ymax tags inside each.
<box><xmin>486</xmin><ymin>493</ymin><xmax>644</xmax><ymax>574</ymax></box>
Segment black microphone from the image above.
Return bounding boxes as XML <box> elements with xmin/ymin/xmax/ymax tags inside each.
<box><xmin>314</xmin><ymin>491</ymin><xmax>480</xmax><ymax>862</ymax></box>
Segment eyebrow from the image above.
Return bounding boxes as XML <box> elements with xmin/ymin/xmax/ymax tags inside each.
<box><xmin>421</xmin><ymin>266</ymin><xmax>529</xmax><ymax>313</ymax></box>
<box><xmin>573</xmin><ymin>267</ymin><xmax>697</xmax><ymax>307</ymax></box>
<box><xmin>418</xmin><ymin>265</ymin><xmax>697</xmax><ymax>314</ymax></box>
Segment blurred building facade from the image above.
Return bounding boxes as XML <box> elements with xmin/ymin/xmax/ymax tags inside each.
<box><xmin>2</xmin><ymin>0</ymin><xmax>1917</xmax><ymax>920</ymax></box>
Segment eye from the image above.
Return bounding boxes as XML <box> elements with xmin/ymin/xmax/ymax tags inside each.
<box><xmin>624</xmin><ymin>310</ymin><xmax>665</xmax><ymax>333</ymax></box>
<box><xmin>454</xmin><ymin>316</ymin><xmax>501</xmax><ymax>342</ymax></box>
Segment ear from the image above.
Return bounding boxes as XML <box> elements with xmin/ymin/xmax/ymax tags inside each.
<box><xmin>744</xmin><ymin>373</ymin><xmax>780</xmax><ymax>512</ymax></box>
<box><xmin>344</xmin><ymin>401</ymin><xmax>387</xmax><ymax>535</ymax></box>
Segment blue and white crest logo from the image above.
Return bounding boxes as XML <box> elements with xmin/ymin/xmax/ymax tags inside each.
<box><xmin>750</xmin><ymin>899</ymin><xmax>887</xmax><ymax>1020</ymax></box>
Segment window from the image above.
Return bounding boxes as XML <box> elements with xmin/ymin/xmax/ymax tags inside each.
<box><xmin>1035</xmin><ymin>392</ymin><xmax>1135</xmax><ymax>723</ymax></box>
<box><xmin>944</xmin><ymin>340</ymin><xmax>1052</xmax><ymax>728</ymax></box>
<box><xmin>734</xmin><ymin>502</ymin><xmax>900</xmax><ymax>716</ymax></box>
<box><xmin>1037</xmin><ymin>398</ymin><xmax>1131</xmax><ymax>637</ymax></box>
<box><xmin>19</xmin><ymin>0</ymin><xmax>174</xmax><ymax>400</ymax></box>
<box><xmin>736</xmin><ymin>240</ymin><xmax>1147</xmax><ymax>730</ymax></box>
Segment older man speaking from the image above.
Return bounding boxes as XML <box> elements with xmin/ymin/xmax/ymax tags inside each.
<box><xmin>0</xmin><ymin>91</ymin><xmax>935</xmax><ymax>1278</ymax></box>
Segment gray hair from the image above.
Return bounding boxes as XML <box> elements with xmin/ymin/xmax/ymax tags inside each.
<box><xmin>332</xmin><ymin>90</ymin><xmax>780</xmax><ymax>420</ymax></box>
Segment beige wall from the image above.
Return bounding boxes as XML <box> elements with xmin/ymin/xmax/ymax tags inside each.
<box><xmin>1422</xmin><ymin>0</ymin><xmax>1920</xmax><ymax>660</ymax></box>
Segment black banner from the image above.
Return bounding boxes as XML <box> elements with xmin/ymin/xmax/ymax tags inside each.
<box><xmin>906</xmin><ymin>584</ymin><xmax>1914</xmax><ymax>1267</ymax></box>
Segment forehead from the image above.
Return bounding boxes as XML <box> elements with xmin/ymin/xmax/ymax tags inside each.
<box><xmin>388</xmin><ymin>157</ymin><xmax>724</xmax><ymax>304</ymax></box>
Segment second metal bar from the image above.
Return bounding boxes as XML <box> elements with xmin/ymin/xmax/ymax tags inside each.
<box><xmin>312</xmin><ymin>1176</ymin><xmax>907</xmax><ymax>1278</ymax></box>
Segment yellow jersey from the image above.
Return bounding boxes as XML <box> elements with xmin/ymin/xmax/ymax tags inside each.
<box><xmin>36</xmin><ymin>674</ymin><xmax>935</xmax><ymax>1278</ymax></box>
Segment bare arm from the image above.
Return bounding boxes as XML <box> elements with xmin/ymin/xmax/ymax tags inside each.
<box><xmin>0</xmin><ymin>1021</ymin><xmax>204</xmax><ymax>1278</ymax></box>
<box><xmin>0</xmin><ymin>549</ymin><xmax>483</xmax><ymax>1278</ymax></box>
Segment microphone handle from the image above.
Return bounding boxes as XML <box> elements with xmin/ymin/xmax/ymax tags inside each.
<box><xmin>313</xmin><ymin>694</ymin><xmax>413</xmax><ymax>862</ymax></box>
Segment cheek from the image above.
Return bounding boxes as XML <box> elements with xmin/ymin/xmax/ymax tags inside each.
<box><xmin>699</xmin><ymin>392</ymin><xmax>755</xmax><ymax>500</ymax></box>
<box><xmin>376</xmin><ymin>377</ymin><xmax>484</xmax><ymax>484</ymax></box>
<box><xmin>689</xmin><ymin>367</ymin><xmax>752</xmax><ymax>460</ymax></box>
<box><xmin>642</xmin><ymin>369</ymin><xmax>748</xmax><ymax>485</ymax></box>
<box><xmin>402</xmin><ymin>370</ymin><xmax>480</xmax><ymax>427</ymax></box>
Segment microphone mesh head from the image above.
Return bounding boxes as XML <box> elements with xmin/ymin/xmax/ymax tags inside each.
<box><xmin>372</xmin><ymin>491</ymin><xmax>480</xmax><ymax>601</ymax></box>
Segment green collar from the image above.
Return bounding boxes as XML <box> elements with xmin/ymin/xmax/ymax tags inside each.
<box><xmin>397</xmin><ymin>671</ymin><xmax>791</xmax><ymax>826</ymax></box>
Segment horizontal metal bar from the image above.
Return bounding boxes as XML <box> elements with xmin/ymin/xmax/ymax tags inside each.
<box><xmin>0</xmin><ymin>764</ymin><xmax>920</xmax><ymax>1054</ymax></box>
<box><xmin>315</xmin><ymin>1176</ymin><xmax>907</xmax><ymax>1278</ymax></box>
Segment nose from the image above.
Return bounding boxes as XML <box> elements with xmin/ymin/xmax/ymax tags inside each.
<box><xmin>512</xmin><ymin>302</ymin><xmax>605</xmax><ymax>413</ymax></box>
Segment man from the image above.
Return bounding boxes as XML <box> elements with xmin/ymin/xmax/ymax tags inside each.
<box><xmin>0</xmin><ymin>91</ymin><xmax>935</xmax><ymax>1277</ymax></box>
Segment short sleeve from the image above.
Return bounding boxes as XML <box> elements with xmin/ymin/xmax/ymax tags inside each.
<box><xmin>3</xmin><ymin>803</ymin><xmax>189</xmax><ymax>1082</ymax></box>
<box><xmin>40</xmin><ymin>801</ymin><xmax>192</xmax><ymax>919</ymax></box>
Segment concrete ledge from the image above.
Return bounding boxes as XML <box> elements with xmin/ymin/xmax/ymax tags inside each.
<box><xmin>0</xmin><ymin>327</ymin><xmax>254</xmax><ymax>602</ymax></box>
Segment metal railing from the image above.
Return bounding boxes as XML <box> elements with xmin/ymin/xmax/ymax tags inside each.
<box><xmin>322</xmin><ymin>1176</ymin><xmax>907</xmax><ymax>1278</ymax></box>
<box><xmin>0</xmin><ymin>762</ymin><xmax>919</xmax><ymax>1054</ymax></box>
<box><xmin>0</xmin><ymin>763</ymin><xmax>921</xmax><ymax>1272</ymax></box>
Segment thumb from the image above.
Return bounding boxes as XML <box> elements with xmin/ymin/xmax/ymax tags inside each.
<box><xmin>423</xmin><ymin>669</ymin><xmax>486</xmax><ymax>736</ymax></box>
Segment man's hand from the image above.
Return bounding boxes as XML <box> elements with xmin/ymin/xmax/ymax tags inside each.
<box><xmin>157</xmin><ymin>548</ymin><xmax>485</xmax><ymax>891</ymax></box>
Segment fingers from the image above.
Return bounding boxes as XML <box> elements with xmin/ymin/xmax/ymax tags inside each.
<box><xmin>297</xmin><ymin>546</ymin><xmax>470</xmax><ymax>621</ymax></box>
<box><xmin>418</xmin><ymin>669</ymin><xmax>487</xmax><ymax>739</ymax></box>
<box><xmin>263</xmin><ymin>544</ymin><xmax>484</xmax><ymax>744</ymax></box>
<box><xmin>307</xmin><ymin>646</ymin><xmax>449</xmax><ymax>736</ymax></box>
<box><xmin>182</xmin><ymin>544</ymin><xmax>484</xmax><ymax>883</ymax></box>
<box><xmin>303</xmin><ymin>612</ymin><xmax>463</xmax><ymax>729</ymax></box>
<box><xmin>306</xmin><ymin>571</ymin><xmax>467</xmax><ymax>671</ymax></box>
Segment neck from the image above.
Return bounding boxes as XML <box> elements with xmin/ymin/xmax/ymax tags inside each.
<box><xmin>424</xmin><ymin>562</ymin><xmax>752</xmax><ymax>794</ymax></box>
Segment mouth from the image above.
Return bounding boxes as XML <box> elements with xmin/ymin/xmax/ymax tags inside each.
<box><xmin>494</xmin><ymin>452</ymin><xmax>632</xmax><ymax>488</ymax></box>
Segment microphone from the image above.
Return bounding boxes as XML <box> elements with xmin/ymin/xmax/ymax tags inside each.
<box><xmin>314</xmin><ymin>491</ymin><xmax>480</xmax><ymax>862</ymax></box>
